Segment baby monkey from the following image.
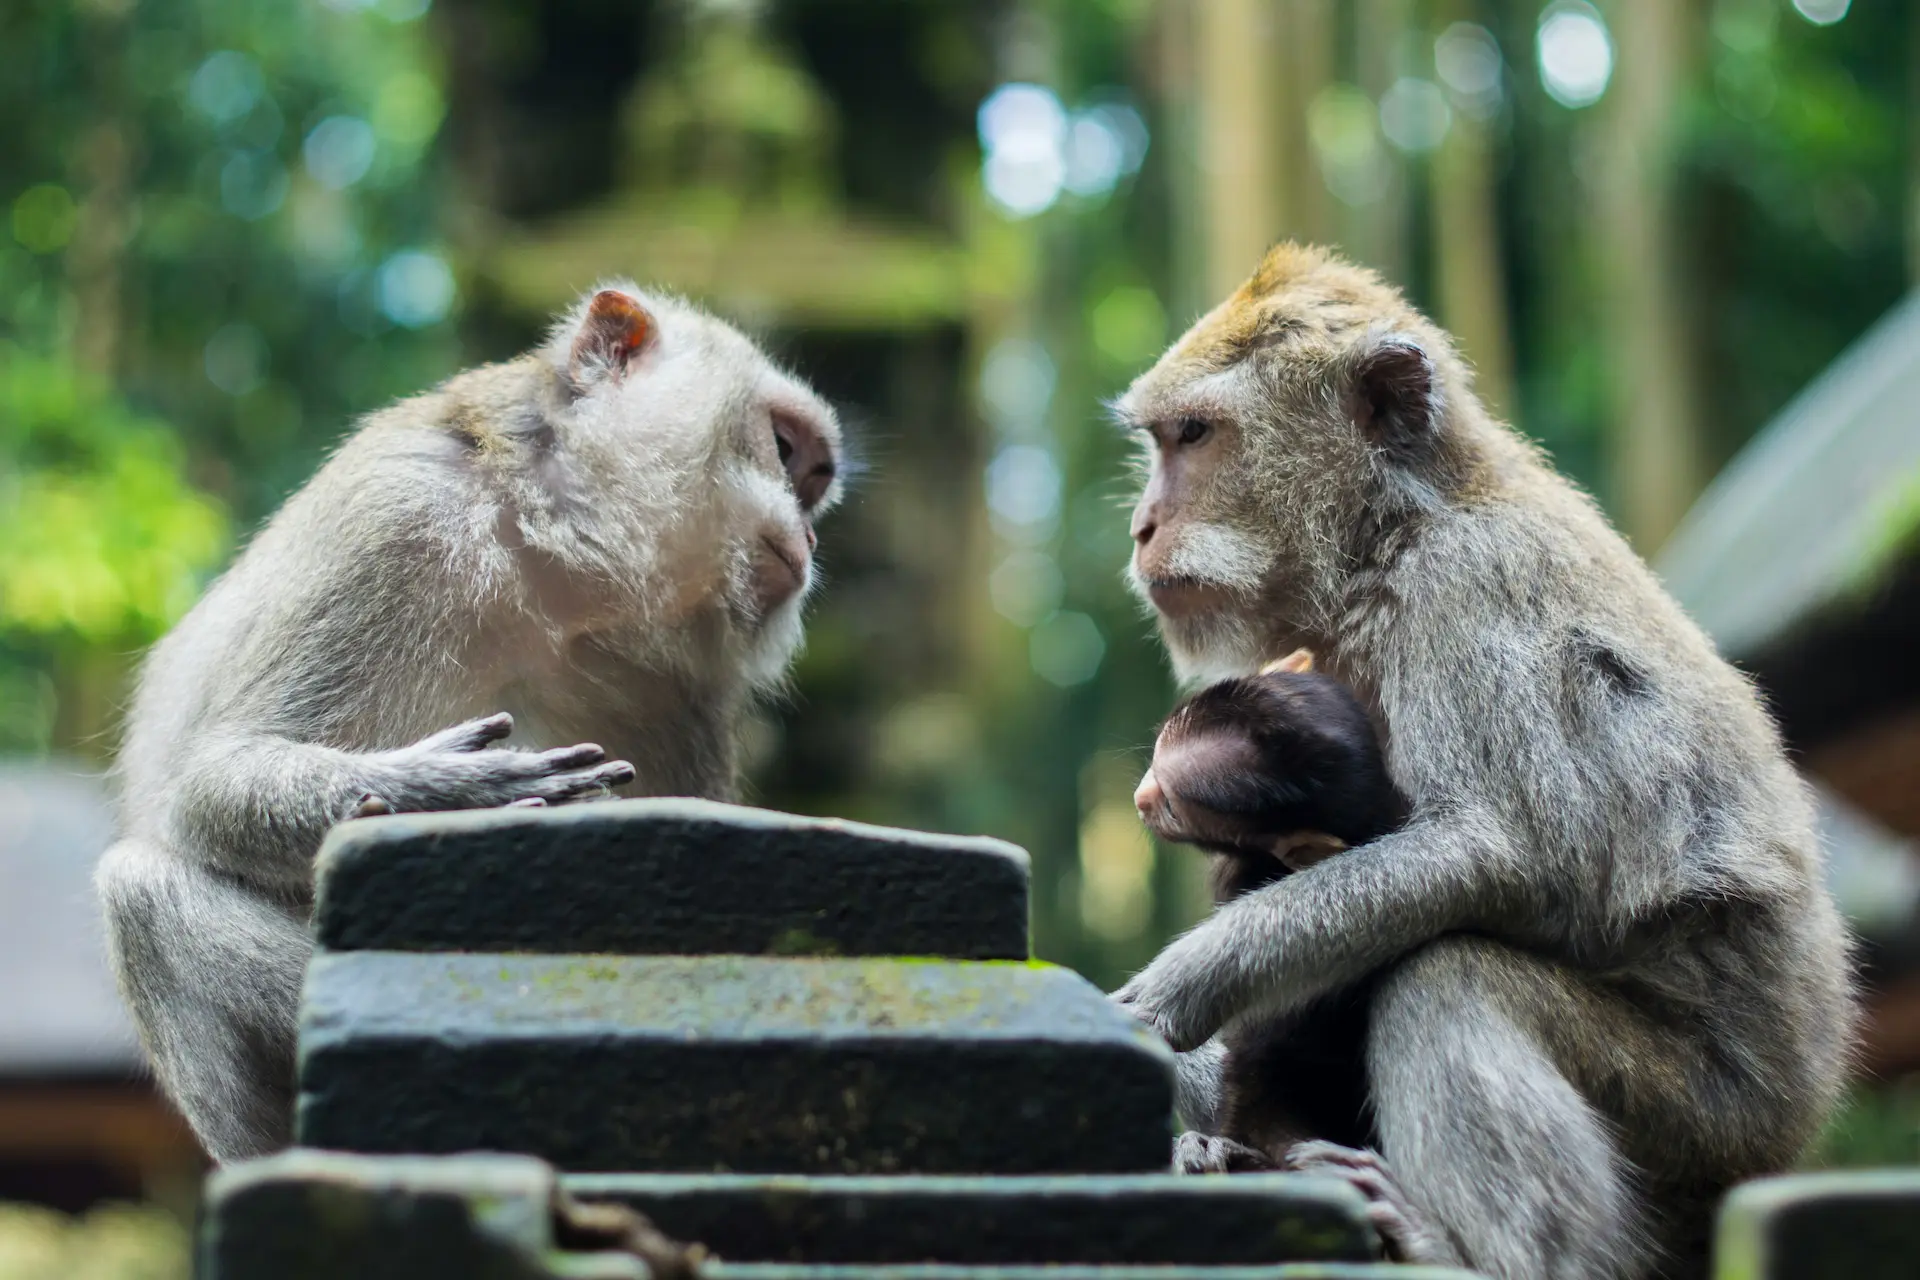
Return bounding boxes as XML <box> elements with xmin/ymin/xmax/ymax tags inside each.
<box><xmin>1136</xmin><ymin>650</ymin><xmax>1407</xmax><ymax>1167</ymax></box>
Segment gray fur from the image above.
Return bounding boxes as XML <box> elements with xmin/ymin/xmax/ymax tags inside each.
<box><xmin>96</xmin><ymin>285</ymin><xmax>841</xmax><ymax>1161</ymax></box>
<box><xmin>1113</xmin><ymin>245</ymin><xmax>1855</xmax><ymax>1279</ymax></box>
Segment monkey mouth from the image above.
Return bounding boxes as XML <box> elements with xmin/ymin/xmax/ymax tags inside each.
<box><xmin>750</xmin><ymin>534</ymin><xmax>810</xmax><ymax>613</ymax></box>
<box><xmin>1141</xmin><ymin>575</ymin><xmax>1226</xmax><ymax>616</ymax></box>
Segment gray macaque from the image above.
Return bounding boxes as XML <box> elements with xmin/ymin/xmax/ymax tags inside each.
<box><xmin>96</xmin><ymin>284</ymin><xmax>843</xmax><ymax>1162</ymax></box>
<box><xmin>1110</xmin><ymin>243</ymin><xmax>1855</xmax><ymax>1279</ymax></box>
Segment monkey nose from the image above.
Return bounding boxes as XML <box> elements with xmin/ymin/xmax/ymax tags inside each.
<box><xmin>805</xmin><ymin>525</ymin><xmax>817</xmax><ymax>551</ymax></box>
<box><xmin>1133</xmin><ymin>769</ymin><xmax>1164</xmax><ymax>822</ymax></box>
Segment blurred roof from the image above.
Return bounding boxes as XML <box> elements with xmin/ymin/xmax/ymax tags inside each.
<box><xmin>0</xmin><ymin>763</ymin><xmax>140</xmax><ymax>1075</ymax></box>
<box><xmin>1657</xmin><ymin>289</ymin><xmax>1920</xmax><ymax>660</ymax></box>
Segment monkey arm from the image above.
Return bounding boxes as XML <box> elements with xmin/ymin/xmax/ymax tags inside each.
<box><xmin>1172</xmin><ymin>1038</ymin><xmax>1228</xmax><ymax>1133</ymax></box>
<box><xmin>168</xmin><ymin>716</ymin><xmax>630</xmax><ymax>888</ymax></box>
<box><xmin>1113</xmin><ymin>811</ymin><xmax>1512</xmax><ymax>1052</ymax></box>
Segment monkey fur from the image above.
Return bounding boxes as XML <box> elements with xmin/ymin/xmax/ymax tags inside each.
<box><xmin>96</xmin><ymin>284</ymin><xmax>843</xmax><ymax>1163</ymax></box>
<box><xmin>1135</xmin><ymin>651</ymin><xmax>1405</xmax><ymax>1163</ymax></box>
<box><xmin>1111</xmin><ymin>243</ymin><xmax>1855</xmax><ymax>1278</ymax></box>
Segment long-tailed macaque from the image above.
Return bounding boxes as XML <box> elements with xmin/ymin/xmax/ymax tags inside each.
<box><xmin>97</xmin><ymin>285</ymin><xmax>842</xmax><ymax>1162</ymax></box>
<box><xmin>1135</xmin><ymin>651</ymin><xmax>1403</xmax><ymax>1168</ymax></box>
<box><xmin>1111</xmin><ymin>243</ymin><xmax>1855</xmax><ymax>1278</ymax></box>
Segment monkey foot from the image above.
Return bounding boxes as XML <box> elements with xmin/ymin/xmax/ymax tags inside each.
<box><xmin>1172</xmin><ymin>1131</ymin><xmax>1278</xmax><ymax>1174</ymax></box>
<box><xmin>1282</xmin><ymin>1140</ymin><xmax>1451</xmax><ymax>1264</ymax></box>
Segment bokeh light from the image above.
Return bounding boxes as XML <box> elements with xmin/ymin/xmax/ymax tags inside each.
<box><xmin>1537</xmin><ymin>1</ymin><xmax>1615</xmax><ymax>109</ymax></box>
<box><xmin>1793</xmin><ymin>0</ymin><xmax>1851</xmax><ymax>26</ymax></box>
<box><xmin>376</xmin><ymin>250</ymin><xmax>455</xmax><ymax>328</ymax></box>
<box><xmin>1379</xmin><ymin>77</ymin><xmax>1452</xmax><ymax>153</ymax></box>
<box><xmin>1435</xmin><ymin>22</ymin><xmax>1505</xmax><ymax>120</ymax></box>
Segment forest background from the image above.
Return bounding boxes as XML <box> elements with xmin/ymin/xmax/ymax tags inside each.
<box><xmin>0</xmin><ymin>0</ymin><xmax>1913</xmax><ymax>1196</ymax></box>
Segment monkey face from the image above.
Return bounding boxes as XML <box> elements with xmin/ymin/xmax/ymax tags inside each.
<box><xmin>1111</xmin><ymin>244</ymin><xmax>1463</xmax><ymax>682</ymax></box>
<box><xmin>559</xmin><ymin>286</ymin><xmax>844</xmax><ymax>681</ymax></box>
<box><xmin>1135</xmin><ymin>667</ymin><xmax>1397</xmax><ymax>871</ymax></box>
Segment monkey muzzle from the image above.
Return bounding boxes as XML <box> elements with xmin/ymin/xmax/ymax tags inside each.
<box><xmin>749</xmin><ymin>530</ymin><xmax>812</xmax><ymax>615</ymax></box>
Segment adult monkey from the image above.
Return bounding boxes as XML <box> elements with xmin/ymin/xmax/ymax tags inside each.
<box><xmin>1110</xmin><ymin>243</ymin><xmax>1853</xmax><ymax>1279</ymax></box>
<box><xmin>99</xmin><ymin>284</ymin><xmax>843</xmax><ymax>1163</ymax></box>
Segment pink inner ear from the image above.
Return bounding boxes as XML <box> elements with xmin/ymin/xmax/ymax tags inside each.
<box><xmin>570</xmin><ymin>291</ymin><xmax>652</xmax><ymax>378</ymax></box>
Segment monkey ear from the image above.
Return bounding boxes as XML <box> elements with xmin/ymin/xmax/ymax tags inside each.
<box><xmin>1350</xmin><ymin>333</ymin><xmax>1442</xmax><ymax>453</ymax></box>
<box><xmin>1259</xmin><ymin>648</ymin><xmax>1315</xmax><ymax>676</ymax></box>
<box><xmin>568</xmin><ymin>290</ymin><xmax>654</xmax><ymax>386</ymax></box>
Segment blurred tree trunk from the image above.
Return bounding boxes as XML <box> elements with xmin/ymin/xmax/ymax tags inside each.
<box><xmin>70</xmin><ymin>5</ymin><xmax>130</xmax><ymax>380</ymax></box>
<box><xmin>1433</xmin><ymin>116</ymin><xmax>1515</xmax><ymax>418</ymax></box>
<box><xmin>1184</xmin><ymin>0</ymin><xmax>1334</xmax><ymax>306</ymax></box>
<box><xmin>1192</xmin><ymin>0</ymin><xmax>1281</xmax><ymax>301</ymax></box>
<box><xmin>1429</xmin><ymin>4</ymin><xmax>1515</xmax><ymax>419</ymax></box>
<box><xmin>1349</xmin><ymin>0</ymin><xmax>1413</xmax><ymax>284</ymax></box>
<box><xmin>1909</xmin><ymin>7</ymin><xmax>1920</xmax><ymax>284</ymax></box>
<box><xmin>1274</xmin><ymin>1</ymin><xmax>1335</xmax><ymax>250</ymax></box>
<box><xmin>1592</xmin><ymin>0</ymin><xmax>1706</xmax><ymax>552</ymax></box>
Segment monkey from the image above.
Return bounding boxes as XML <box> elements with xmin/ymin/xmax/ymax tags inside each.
<box><xmin>94</xmin><ymin>283</ymin><xmax>844</xmax><ymax>1164</ymax></box>
<box><xmin>1108</xmin><ymin>243</ymin><xmax>1855</xmax><ymax>1278</ymax></box>
<box><xmin>1133</xmin><ymin>649</ymin><xmax>1407</xmax><ymax>1167</ymax></box>
<box><xmin>1135</xmin><ymin>648</ymin><xmax>1403</xmax><ymax>884</ymax></box>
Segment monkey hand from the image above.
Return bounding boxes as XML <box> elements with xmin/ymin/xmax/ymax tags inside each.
<box><xmin>1110</xmin><ymin>925</ymin><xmax>1241</xmax><ymax>1053</ymax></box>
<box><xmin>371</xmin><ymin>713</ymin><xmax>638</xmax><ymax>813</ymax></box>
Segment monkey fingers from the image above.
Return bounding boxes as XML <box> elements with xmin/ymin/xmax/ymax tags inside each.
<box><xmin>1282</xmin><ymin>1141</ymin><xmax>1450</xmax><ymax>1264</ymax></box>
<box><xmin>1172</xmin><ymin>1131</ymin><xmax>1276</xmax><ymax>1174</ymax></box>
<box><xmin>508</xmin><ymin>755</ymin><xmax>637</xmax><ymax>805</ymax></box>
<box><xmin>377</xmin><ymin>728</ymin><xmax>635</xmax><ymax>811</ymax></box>
<box><xmin>1111</xmin><ymin>928</ymin><xmax>1238</xmax><ymax>1052</ymax></box>
<box><xmin>411</xmin><ymin>712</ymin><xmax>517</xmax><ymax>754</ymax></box>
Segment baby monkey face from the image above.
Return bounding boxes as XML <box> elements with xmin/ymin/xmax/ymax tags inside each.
<box><xmin>1135</xmin><ymin>650</ymin><xmax>1396</xmax><ymax>870</ymax></box>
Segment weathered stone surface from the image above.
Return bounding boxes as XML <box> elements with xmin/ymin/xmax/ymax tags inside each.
<box><xmin>313</xmin><ymin>799</ymin><xmax>1030</xmax><ymax>959</ymax></box>
<box><xmin>567</xmin><ymin>1172</ymin><xmax>1373</xmax><ymax>1265</ymax></box>
<box><xmin>1715</xmin><ymin>1171</ymin><xmax>1920</xmax><ymax>1280</ymax></box>
<box><xmin>199</xmin><ymin>1150</ymin><xmax>648</xmax><ymax>1280</ymax></box>
<box><xmin>699</xmin><ymin>1268</ymin><xmax>1483</xmax><ymax>1279</ymax></box>
<box><xmin>297</xmin><ymin>952</ymin><xmax>1174</xmax><ymax>1174</ymax></box>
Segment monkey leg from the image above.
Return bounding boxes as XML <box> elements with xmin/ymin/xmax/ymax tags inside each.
<box><xmin>1362</xmin><ymin>935</ymin><xmax>1679</xmax><ymax>1280</ymax></box>
<box><xmin>97</xmin><ymin>841</ymin><xmax>311</xmax><ymax>1162</ymax></box>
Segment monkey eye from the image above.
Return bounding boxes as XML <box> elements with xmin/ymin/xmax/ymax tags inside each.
<box><xmin>774</xmin><ymin>429</ymin><xmax>794</xmax><ymax>466</ymax></box>
<box><xmin>1177</xmin><ymin>417</ymin><xmax>1211</xmax><ymax>445</ymax></box>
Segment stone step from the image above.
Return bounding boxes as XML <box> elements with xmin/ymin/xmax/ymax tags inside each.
<box><xmin>312</xmin><ymin>799</ymin><xmax>1030</xmax><ymax>960</ymax></box>
<box><xmin>565</xmin><ymin>1172</ymin><xmax>1375</xmax><ymax>1266</ymax></box>
<box><xmin>199</xmin><ymin>1151</ymin><xmax>652</xmax><ymax>1280</ymax></box>
<box><xmin>700</xmin><ymin>1268</ymin><xmax>1482</xmax><ymax>1279</ymax></box>
<box><xmin>202</xmin><ymin>1152</ymin><xmax>1486</xmax><ymax>1280</ymax></box>
<box><xmin>1716</xmin><ymin>1170</ymin><xmax>1920</xmax><ymax>1279</ymax></box>
<box><xmin>296</xmin><ymin>951</ymin><xmax>1174</xmax><ymax>1174</ymax></box>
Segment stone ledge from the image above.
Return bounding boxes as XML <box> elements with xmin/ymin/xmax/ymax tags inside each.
<box><xmin>297</xmin><ymin>952</ymin><xmax>1174</xmax><ymax>1174</ymax></box>
<box><xmin>1715</xmin><ymin>1170</ymin><xmax>1920</xmax><ymax>1279</ymax></box>
<box><xmin>700</xmin><ymin>1268</ymin><xmax>1482</xmax><ymax>1279</ymax></box>
<box><xmin>567</xmin><ymin>1172</ymin><xmax>1375</xmax><ymax>1265</ymax></box>
<box><xmin>313</xmin><ymin>799</ymin><xmax>1031</xmax><ymax>959</ymax></box>
<box><xmin>199</xmin><ymin>1150</ymin><xmax>649</xmax><ymax>1280</ymax></box>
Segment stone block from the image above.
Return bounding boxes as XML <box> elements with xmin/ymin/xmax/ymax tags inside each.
<box><xmin>313</xmin><ymin>799</ymin><xmax>1030</xmax><ymax>960</ymax></box>
<box><xmin>1715</xmin><ymin>1170</ymin><xmax>1920</xmax><ymax>1280</ymax></box>
<box><xmin>198</xmin><ymin>1150</ymin><xmax>652</xmax><ymax>1280</ymax></box>
<box><xmin>297</xmin><ymin>952</ymin><xmax>1173</xmax><ymax>1174</ymax></box>
<box><xmin>566</xmin><ymin>1172</ymin><xmax>1374</xmax><ymax>1265</ymax></box>
<box><xmin>698</xmin><ymin>1269</ymin><xmax>1483</xmax><ymax>1279</ymax></box>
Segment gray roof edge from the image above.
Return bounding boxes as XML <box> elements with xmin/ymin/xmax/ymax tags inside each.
<box><xmin>1656</xmin><ymin>289</ymin><xmax>1920</xmax><ymax>653</ymax></box>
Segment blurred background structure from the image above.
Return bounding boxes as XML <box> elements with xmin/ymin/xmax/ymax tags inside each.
<box><xmin>1</xmin><ymin>0</ymin><xmax>1917</xmax><ymax>1268</ymax></box>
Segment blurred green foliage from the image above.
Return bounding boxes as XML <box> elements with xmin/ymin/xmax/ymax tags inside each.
<box><xmin>0</xmin><ymin>347</ymin><xmax>226</xmax><ymax>646</ymax></box>
<box><xmin>0</xmin><ymin>0</ymin><xmax>461</xmax><ymax>753</ymax></box>
<box><xmin>0</xmin><ymin>1202</ymin><xmax>187</xmax><ymax>1280</ymax></box>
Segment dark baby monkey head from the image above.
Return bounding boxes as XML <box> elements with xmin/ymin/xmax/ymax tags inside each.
<box><xmin>1135</xmin><ymin>650</ymin><xmax>1402</xmax><ymax>874</ymax></box>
